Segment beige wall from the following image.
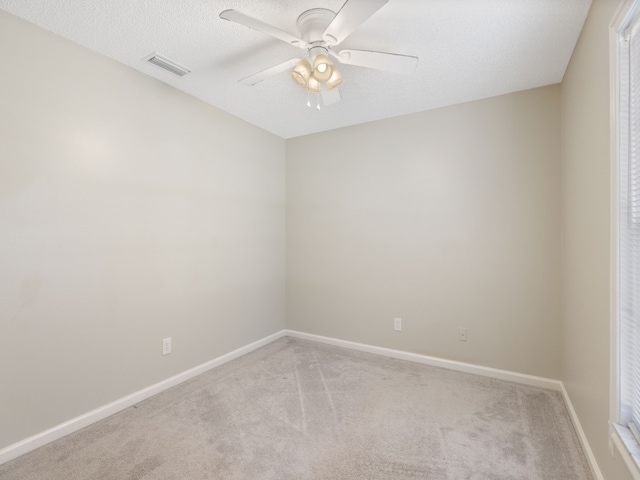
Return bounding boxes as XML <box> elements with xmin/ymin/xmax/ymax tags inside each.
<box><xmin>2</xmin><ymin>2</ymin><xmax>633</xmax><ymax>477</ymax></box>
<box><xmin>560</xmin><ymin>0</ymin><xmax>633</xmax><ymax>478</ymax></box>
<box><xmin>0</xmin><ymin>11</ymin><xmax>286</xmax><ymax>449</ymax></box>
<box><xmin>287</xmin><ymin>85</ymin><xmax>562</xmax><ymax>379</ymax></box>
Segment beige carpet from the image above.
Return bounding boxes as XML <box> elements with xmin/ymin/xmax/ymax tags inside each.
<box><xmin>0</xmin><ymin>337</ymin><xmax>592</xmax><ymax>479</ymax></box>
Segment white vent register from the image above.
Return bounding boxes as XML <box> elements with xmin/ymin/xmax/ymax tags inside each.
<box><xmin>144</xmin><ymin>52</ymin><xmax>191</xmax><ymax>77</ymax></box>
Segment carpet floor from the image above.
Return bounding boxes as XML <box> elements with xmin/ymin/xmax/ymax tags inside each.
<box><xmin>0</xmin><ymin>337</ymin><xmax>592</xmax><ymax>479</ymax></box>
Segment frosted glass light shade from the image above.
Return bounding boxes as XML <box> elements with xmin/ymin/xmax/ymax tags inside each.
<box><xmin>312</xmin><ymin>54</ymin><xmax>333</xmax><ymax>82</ymax></box>
<box><xmin>307</xmin><ymin>76</ymin><xmax>320</xmax><ymax>93</ymax></box>
<box><xmin>326</xmin><ymin>68</ymin><xmax>343</xmax><ymax>89</ymax></box>
<box><xmin>291</xmin><ymin>59</ymin><xmax>312</xmax><ymax>87</ymax></box>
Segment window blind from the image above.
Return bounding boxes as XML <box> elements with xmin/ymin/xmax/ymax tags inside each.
<box><xmin>619</xmin><ymin>9</ymin><xmax>640</xmax><ymax>446</ymax></box>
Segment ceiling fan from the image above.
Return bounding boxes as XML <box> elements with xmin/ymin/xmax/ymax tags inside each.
<box><xmin>219</xmin><ymin>0</ymin><xmax>419</xmax><ymax>108</ymax></box>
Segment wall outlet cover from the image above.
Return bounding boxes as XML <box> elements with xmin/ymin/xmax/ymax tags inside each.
<box><xmin>394</xmin><ymin>318</ymin><xmax>402</xmax><ymax>332</ymax></box>
<box><xmin>162</xmin><ymin>337</ymin><xmax>172</xmax><ymax>355</ymax></box>
<box><xmin>458</xmin><ymin>327</ymin><xmax>467</xmax><ymax>342</ymax></box>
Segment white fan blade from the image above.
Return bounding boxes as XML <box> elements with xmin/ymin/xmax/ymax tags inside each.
<box><xmin>321</xmin><ymin>85</ymin><xmax>342</xmax><ymax>106</ymax></box>
<box><xmin>239</xmin><ymin>58</ymin><xmax>301</xmax><ymax>86</ymax></box>
<box><xmin>220</xmin><ymin>10</ymin><xmax>307</xmax><ymax>48</ymax></box>
<box><xmin>322</xmin><ymin>0</ymin><xmax>388</xmax><ymax>46</ymax></box>
<box><xmin>335</xmin><ymin>49</ymin><xmax>418</xmax><ymax>75</ymax></box>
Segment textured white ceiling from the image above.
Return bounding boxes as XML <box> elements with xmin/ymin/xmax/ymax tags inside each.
<box><xmin>0</xmin><ymin>0</ymin><xmax>592</xmax><ymax>139</ymax></box>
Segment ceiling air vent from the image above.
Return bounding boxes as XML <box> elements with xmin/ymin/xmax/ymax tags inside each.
<box><xmin>144</xmin><ymin>52</ymin><xmax>191</xmax><ymax>77</ymax></box>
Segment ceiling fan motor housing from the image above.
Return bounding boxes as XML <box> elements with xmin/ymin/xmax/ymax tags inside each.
<box><xmin>296</xmin><ymin>9</ymin><xmax>336</xmax><ymax>47</ymax></box>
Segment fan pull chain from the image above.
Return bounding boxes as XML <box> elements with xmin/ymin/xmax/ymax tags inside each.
<box><xmin>316</xmin><ymin>92</ymin><xmax>321</xmax><ymax>110</ymax></box>
<box><xmin>306</xmin><ymin>88</ymin><xmax>311</xmax><ymax>108</ymax></box>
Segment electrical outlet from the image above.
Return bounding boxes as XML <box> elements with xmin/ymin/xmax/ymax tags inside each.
<box><xmin>458</xmin><ymin>327</ymin><xmax>467</xmax><ymax>342</ymax></box>
<box><xmin>394</xmin><ymin>317</ymin><xmax>402</xmax><ymax>332</ymax></box>
<box><xmin>162</xmin><ymin>337</ymin><xmax>172</xmax><ymax>355</ymax></box>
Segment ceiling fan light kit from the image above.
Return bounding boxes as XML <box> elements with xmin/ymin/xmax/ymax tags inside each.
<box><xmin>220</xmin><ymin>0</ymin><xmax>418</xmax><ymax>108</ymax></box>
<box><xmin>290</xmin><ymin>49</ymin><xmax>341</xmax><ymax>97</ymax></box>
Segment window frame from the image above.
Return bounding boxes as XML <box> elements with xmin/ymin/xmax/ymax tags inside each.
<box><xmin>611</xmin><ymin>1</ymin><xmax>640</xmax><ymax>479</ymax></box>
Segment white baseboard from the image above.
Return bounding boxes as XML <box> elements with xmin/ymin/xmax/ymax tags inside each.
<box><xmin>0</xmin><ymin>329</ymin><xmax>286</xmax><ymax>466</ymax></box>
<box><xmin>560</xmin><ymin>383</ymin><xmax>605</xmax><ymax>480</ymax></box>
<box><xmin>285</xmin><ymin>329</ymin><xmax>561</xmax><ymax>391</ymax></box>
